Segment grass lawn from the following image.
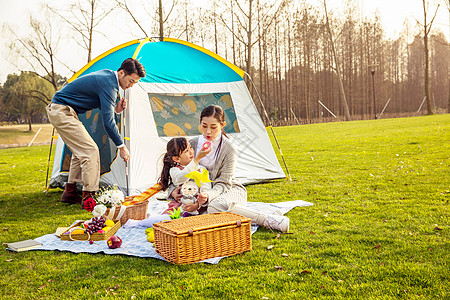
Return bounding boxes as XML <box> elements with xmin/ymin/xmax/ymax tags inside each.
<box><xmin>0</xmin><ymin>115</ymin><xmax>448</xmax><ymax>299</ymax></box>
<box><xmin>0</xmin><ymin>123</ymin><xmax>56</xmax><ymax>147</ymax></box>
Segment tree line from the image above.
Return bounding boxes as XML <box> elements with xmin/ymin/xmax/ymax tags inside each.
<box><xmin>1</xmin><ymin>0</ymin><xmax>449</xmax><ymax>129</ymax></box>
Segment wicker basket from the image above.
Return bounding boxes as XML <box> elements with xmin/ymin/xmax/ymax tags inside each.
<box><xmin>104</xmin><ymin>196</ymin><xmax>149</xmax><ymax>225</ymax></box>
<box><xmin>60</xmin><ymin>220</ymin><xmax>121</xmax><ymax>241</ymax></box>
<box><xmin>153</xmin><ymin>212</ymin><xmax>252</xmax><ymax>264</ymax></box>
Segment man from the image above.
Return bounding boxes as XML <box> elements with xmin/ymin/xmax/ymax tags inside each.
<box><xmin>46</xmin><ymin>58</ymin><xmax>146</xmax><ymax>207</ymax></box>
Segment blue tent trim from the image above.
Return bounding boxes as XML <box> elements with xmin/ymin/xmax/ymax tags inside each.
<box><xmin>68</xmin><ymin>38</ymin><xmax>244</xmax><ymax>84</ymax></box>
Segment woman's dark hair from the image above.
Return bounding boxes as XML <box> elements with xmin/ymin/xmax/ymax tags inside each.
<box><xmin>158</xmin><ymin>137</ymin><xmax>188</xmax><ymax>190</ymax></box>
<box><xmin>118</xmin><ymin>58</ymin><xmax>146</xmax><ymax>77</ymax></box>
<box><xmin>200</xmin><ymin>105</ymin><xmax>228</xmax><ymax>159</ymax></box>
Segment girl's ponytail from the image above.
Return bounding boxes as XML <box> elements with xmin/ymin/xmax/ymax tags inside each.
<box><xmin>157</xmin><ymin>137</ymin><xmax>188</xmax><ymax>190</ymax></box>
<box><xmin>158</xmin><ymin>153</ymin><xmax>176</xmax><ymax>190</ymax></box>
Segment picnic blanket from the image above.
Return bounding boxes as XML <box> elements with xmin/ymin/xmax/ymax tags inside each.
<box><xmin>33</xmin><ymin>199</ymin><xmax>313</xmax><ymax>264</ymax></box>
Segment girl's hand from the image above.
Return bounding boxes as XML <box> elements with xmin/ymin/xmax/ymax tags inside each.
<box><xmin>197</xmin><ymin>193</ymin><xmax>208</xmax><ymax>205</ymax></box>
<box><xmin>182</xmin><ymin>202</ymin><xmax>199</xmax><ymax>212</ymax></box>
<box><xmin>170</xmin><ymin>187</ymin><xmax>182</xmax><ymax>201</ymax></box>
<box><xmin>194</xmin><ymin>143</ymin><xmax>212</xmax><ymax>163</ymax></box>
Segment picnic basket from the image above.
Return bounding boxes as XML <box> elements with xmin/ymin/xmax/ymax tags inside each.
<box><xmin>103</xmin><ymin>183</ymin><xmax>161</xmax><ymax>224</ymax></box>
<box><xmin>153</xmin><ymin>212</ymin><xmax>252</xmax><ymax>264</ymax></box>
<box><xmin>104</xmin><ymin>196</ymin><xmax>149</xmax><ymax>225</ymax></box>
<box><xmin>60</xmin><ymin>220</ymin><xmax>121</xmax><ymax>241</ymax></box>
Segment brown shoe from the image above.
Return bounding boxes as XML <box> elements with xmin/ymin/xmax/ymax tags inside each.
<box><xmin>81</xmin><ymin>191</ymin><xmax>97</xmax><ymax>209</ymax></box>
<box><xmin>61</xmin><ymin>183</ymin><xmax>82</xmax><ymax>204</ymax></box>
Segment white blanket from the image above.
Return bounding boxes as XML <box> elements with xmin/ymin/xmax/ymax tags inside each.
<box><xmin>33</xmin><ymin>199</ymin><xmax>313</xmax><ymax>264</ymax></box>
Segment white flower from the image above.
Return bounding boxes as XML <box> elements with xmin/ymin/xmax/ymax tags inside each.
<box><xmin>95</xmin><ymin>185</ymin><xmax>124</xmax><ymax>208</ymax></box>
<box><xmin>92</xmin><ymin>204</ymin><xmax>107</xmax><ymax>217</ymax></box>
<box><xmin>110</xmin><ymin>189</ymin><xmax>124</xmax><ymax>206</ymax></box>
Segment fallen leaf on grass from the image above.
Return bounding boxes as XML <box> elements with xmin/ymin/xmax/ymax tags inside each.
<box><xmin>300</xmin><ymin>270</ymin><xmax>311</xmax><ymax>274</ymax></box>
<box><xmin>310</xmin><ymin>231</ymin><xmax>315</xmax><ymax>235</ymax></box>
<box><xmin>5</xmin><ymin>259</ymin><xmax>13</xmax><ymax>262</ymax></box>
<box><xmin>373</xmin><ymin>244</ymin><xmax>381</xmax><ymax>249</ymax></box>
<box><xmin>262</xmin><ymin>297</ymin><xmax>269</xmax><ymax>300</ymax></box>
<box><xmin>274</xmin><ymin>266</ymin><xmax>283</xmax><ymax>270</ymax></box>
<box><xmin>276</xmin><ymin>233</ymin><xmax>281</xmax><ymax>240</ymax></box>
<box><xmin>38</xmin><ymin>284</ymin><xmax>47</xmax><ymax>289</ymax></box>
<box><xmin>281</xmin><ymin>253</ymin><xmax>289</xmax><ymax>257</ymax></box>
<box><xmin>267</xmin><ymin>245</ymin><xmax>274</xmax><ymax>250</ymax></box>
<box><xmin>434</xmin><ymin>226</ymin><xmax>442</xmax><ymax>231</ymax></box>
<box><xmin>322</xmin><ymin>271</ymin><xmax>327</xmax><ymax>275</ymax></box>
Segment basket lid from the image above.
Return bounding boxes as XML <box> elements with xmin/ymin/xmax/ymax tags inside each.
<box><xmin>153</xmin><ymin>212</ymin><xmax>251</xmax><ymax>235</ymax></box>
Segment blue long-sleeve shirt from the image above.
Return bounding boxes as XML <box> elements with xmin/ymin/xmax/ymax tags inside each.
<box><xmin>52</xmin><ymin>70</ymin><xmax>123</xmax><ymax>147</ymax></box>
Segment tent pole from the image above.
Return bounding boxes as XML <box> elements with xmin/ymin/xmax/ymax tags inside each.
<box><xmin>245</xmin><ymin>73</ymin><xmax>292</xmax><ymax>181</ymax></box>
<box><xmin>123</xmin><ymin>91</ymin><xmax>130</xmax><ymax>196</ymax></box>
<box><xmin>44</xmin><ymin>127</ymin><xmax>56</xmax><ymax>193</ymax></box>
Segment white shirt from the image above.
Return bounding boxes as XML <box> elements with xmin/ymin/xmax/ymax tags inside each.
<box><xmin>197</xmin><ymin>133</ymin><xmax>222</xmax><ymax>171</ymax></box>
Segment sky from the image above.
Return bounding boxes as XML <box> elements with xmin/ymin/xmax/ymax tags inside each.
<box><xmin>0</xmin><ymin>0</ymin><xmax>448</xmax><ymax>84</ymax></box>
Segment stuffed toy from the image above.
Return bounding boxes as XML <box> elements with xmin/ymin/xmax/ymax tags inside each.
<box><xmin>180</xmin><ymin>181</ymin><xmax>199</xmax><ymax>206</ymax></box>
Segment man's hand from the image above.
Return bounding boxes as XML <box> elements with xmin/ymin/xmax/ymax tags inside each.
<box><xmin>170</xmin><ymin>187</ymin><xmax>182</xmax><ymax>201</ymax></box>
<box><xmin>115</xmin><ymin>97</ymin><xmax>127</xmax><ymax>113</ymax></box>
<box><xmin>119</xmin><ymin>146</ymin><xmax>130</xmax><ymax>163</ymax></box>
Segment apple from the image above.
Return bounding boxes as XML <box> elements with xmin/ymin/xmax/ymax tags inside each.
<box><xmin>202</xmin><ymin>141</ymin><xmax>211</xmax><ymax>150</ymax></box>
<box><xmin>107</xmin><ymin>235</ymin><xmax>122</xmax><ymax>249</ymax></box>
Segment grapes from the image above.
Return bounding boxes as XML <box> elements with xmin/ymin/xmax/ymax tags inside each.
<box><xmin>85</xmin><ymin>216</ymin><xmax>107</xmax><ymax>234</ymax></box>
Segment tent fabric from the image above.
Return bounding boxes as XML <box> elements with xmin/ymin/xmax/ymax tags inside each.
<box><xmin>49</xmin><ymin>38</ymin><xmax>286</xmax><ymax>195</ymax></box>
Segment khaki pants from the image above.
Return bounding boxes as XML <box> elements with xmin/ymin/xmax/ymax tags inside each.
<box><xmin>46</xmin><ymin>103</ymin><xmax>100</xmax><ymax>191</ymax></box>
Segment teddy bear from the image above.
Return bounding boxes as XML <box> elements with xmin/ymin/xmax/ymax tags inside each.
<box><xmin>180</xmin><ymin>180</ymin><xmax>199</xmax><ymax>207</ymax></box>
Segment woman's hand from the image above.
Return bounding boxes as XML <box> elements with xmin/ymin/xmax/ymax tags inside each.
<box><xmin>197</xmin><ymin>193</ymin><xmax>208</xmax><ymax>206</ymax></box>
<box><xmin>170</xmin><ymin>187</ymin><xmax>182</xmax><ymax>201</ymax></box>
<box><xmin>182</xmin><ymin>202</ymin><xmax>199</xmax><ymax>212</ymax></box>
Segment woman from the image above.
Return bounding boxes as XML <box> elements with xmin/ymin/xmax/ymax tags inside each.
<box><xmin>169</xmin><ymin>105</ymin><xmax>289</xmax><ymax>232</ymax></box>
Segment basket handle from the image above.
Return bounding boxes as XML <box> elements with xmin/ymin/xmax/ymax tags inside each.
<box><xmin>106</xmin><ymin>205</ymin><xmax>127</xmax><ymax>220</ymax></box>
<box><xmin>69</xmin><ymin>229</ymin><xmax>91</xmax><ymax>241</ymax></box>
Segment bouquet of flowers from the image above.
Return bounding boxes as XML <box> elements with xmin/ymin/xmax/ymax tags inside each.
<box><xmin>96</xmin><ymin>185</ymin><xmax>125</xmax><ymax>208</ymax></box>
<box><xmin>84</xmin><ymin>185</ymin><xmax>124</xmax><ymax>218</ymax></box>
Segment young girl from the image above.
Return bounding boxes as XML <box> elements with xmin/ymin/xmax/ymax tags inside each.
<box><xmin>123</xmin><ymin>137</ymin><xmax>211</xmax><ymax>228</ymax></box>
<box><xmin>169</xmin><ymin>105</ymin><xmax>290</xmax><ymax>232</ymax></box>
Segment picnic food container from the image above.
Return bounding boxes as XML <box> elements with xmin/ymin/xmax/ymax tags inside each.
<box><xmin>153</xmin><ymin>212</ymin><xmax>252</xmax><ymax>264</ymax></box>
<box><xmin>104</xmin><ymin>196</ymin><xmax>149</xmax><ymax>225</ymax></box>
<box><xmin>60</xmin><ymin>220</ymin><xmax>121</xmax><ymax>241</ymax></box>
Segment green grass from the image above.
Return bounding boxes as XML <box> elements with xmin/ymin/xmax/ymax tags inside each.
<box><xmin>1</xmin><ymin>115</ymin><xmax>449</xmax><ymax>299</ymax></box>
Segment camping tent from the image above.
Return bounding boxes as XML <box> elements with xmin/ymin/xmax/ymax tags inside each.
<box><xmin>49</xmin><ymin>37</ymin><xmax>286</xmax><ymax>195</ymax></box>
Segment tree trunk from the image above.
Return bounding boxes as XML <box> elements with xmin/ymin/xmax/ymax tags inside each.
<box><xmin>159</xmin><ymin>0</ymin><xmax>164</xmax><ymax>39</ymax></box>
<box><xmin>324</xmin><ymin>0</ymin><xmax>351</xmax><ymax>121</ymax></box>
<box><xmin>246</xmin><ymin>0</ymin><xmax>253</xmax><ymax>78</ymax></box>
<box><xmin>28</xmin><ymin>113</ymin><xmax>32</xmax><ymax>131</ymax></box>
<box><xmin>422</xmin><ymin>0</ymin><xmax>435</xmax><ymax>115</ymax></box>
